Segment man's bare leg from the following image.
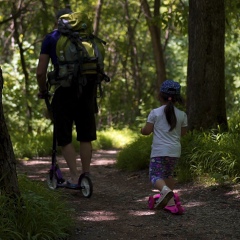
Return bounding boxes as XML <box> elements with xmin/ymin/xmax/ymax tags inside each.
<box><xmin>61</xmin><ymin>143</ymin><xmax>78</xmax><ymax>183</ymax></box>
<box><xmin>80</xmin><ymin>141</ymin><xmax>92</xmax><ymax>173</ymax></box>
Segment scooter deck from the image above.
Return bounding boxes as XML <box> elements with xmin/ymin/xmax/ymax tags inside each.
<box><xmin>57</xmin><ymin>183</ymin><xmax>80</xmax><ymax>190</ymax></box>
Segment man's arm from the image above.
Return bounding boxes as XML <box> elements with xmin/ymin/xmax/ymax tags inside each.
<box><xmin>36</xmin><ymin>54</ymin><xmax>50</xmax><ymax>93</ymax></box>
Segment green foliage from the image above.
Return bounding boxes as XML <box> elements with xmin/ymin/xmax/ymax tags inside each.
<box><xmin>117</xmin><ymin>121</ymin><xmax>240</xmax><ymax>185</ymax></box>
<box><xmin>1</xmin><ymin>0</ymin><xmax>238</xmax><ymax>132</ymax></box>
<box><xmin>116</xmin><ymin>135</ymin><xmax>152</xmax><ymax>171</ymax></box>
<box><xmin>179</xmin><ymin>130</ymin><xmax>240</xmax><ymax>183</ymax></box>
<box><xmin>0</xmin><ymin>175</ymin><xmax>74</xmax><ymax>240</ymax></box>
<box><xmin>93</xmin><ymin>128</ymin><xmax>137</xmax><ymax>150</ymax></box>
<box><xmin>12</xmin><ymin>132</ymin><xmax>53</xmax><ymax>159</ymax></box>
<box><xmin>12</xmin><ymin>128</ymin><xmax>136</xmax><ymax>159</ymax></box>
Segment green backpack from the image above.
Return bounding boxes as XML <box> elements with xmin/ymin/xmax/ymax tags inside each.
<box><xmin>48</xmin><ymin>12</ymin><xmax>110</xmax><ymax>92</ymax></box>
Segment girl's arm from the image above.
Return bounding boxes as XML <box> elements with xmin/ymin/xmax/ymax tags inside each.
<box><xmin>141</xmin><ymin>122</ymin><xmax>154</xmax><ymax>135</ymax></box>
<box><xmin>181</xmin><ymin>126</ymin><xmax>188</xmax><ymax>136</ymax></box>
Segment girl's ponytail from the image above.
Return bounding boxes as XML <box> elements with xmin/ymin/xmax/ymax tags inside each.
<box><xmin>159</xmin><ymin>80</ymin><xmax>183</xmax><ymax>132</ymax></box>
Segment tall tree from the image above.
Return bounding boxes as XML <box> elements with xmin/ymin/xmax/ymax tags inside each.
<box><xmin>93</xmin><ymin>0</ymin><xmax>103</xmax><ymax>36</ymax></box>
<box><xmin>141</xmin><ymin>0</ymin><xmax>166</xmax><ymax>89</ymax></box>
<box><xmin>11</xmin><ymin>1</ymin><xmax>33</xmax><ymax>133</ymax></box>
<box><xmin>187</xmin><ymin>0</ymin><xmax>227</xmax><ymax>131</ymax></box>
<box><xmin>0</xmin><ymin>67</ymin><xmax>21</xmax><ymax>198</ymax></box>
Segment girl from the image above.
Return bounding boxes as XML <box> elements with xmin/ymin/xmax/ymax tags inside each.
<box><xmin>141</xmin><ymin>80</ymin><xmax>187</xmax><ymax>213</ymax></box>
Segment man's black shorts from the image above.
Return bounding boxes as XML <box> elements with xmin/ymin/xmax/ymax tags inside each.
<box><xmin>52</xmin><ymin>76</ymin><xmax>97</xmax><ymax>146</ymax></box>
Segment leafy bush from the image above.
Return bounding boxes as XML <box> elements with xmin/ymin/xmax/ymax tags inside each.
<box><xmin>0</xmin><ymin>175</ymin><xmax>74</xmax><ymax>240</ymax></box>
<box><xmin>116</xmin><ymin>135</ymin><xmax>152</xmax><ymax>171</ymax></box>
<box><xmin>93</xmin><ymin>128</ymin><xmax>137</xmax><ymax>150</ymax></box>
<box><xmin>12</xmin><ymin>128</ymin><xmax>136</xmax><ymax>159</ymax></box>
<box><xmin>12</xmin><ymin>132</ymin><xmax>53</xmax><ymax>159</ymax></box>
<box><xmin>116</xmin><ymin>129</ymin><xmax>240</xmax><ymax>185</ymax></box>
<box><xmin>180</xmin><ymin>130</ymin><xmax>240</xmax><ymax>183</ymax></box>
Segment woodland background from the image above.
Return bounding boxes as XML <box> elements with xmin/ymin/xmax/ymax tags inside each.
<box><xmin>0</xmin><ymin>0</ymin><xmax>239</xmax><ymax>137</ymax></box>
<box><xmin>0</xmin><ymin>1</ymin><xmax>240</xmax><ymax>238</ymax></box>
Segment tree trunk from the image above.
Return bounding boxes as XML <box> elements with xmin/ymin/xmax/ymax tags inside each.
<box><xmin>11</xmin><ymin>2</ymin><xmax>32</xmax><ymax>133</ymax></box>
<box><xmin>141</xmin><ymin>0</ymin><xmax>166</xmax><ymax>90</ymax></box>
<box><xmin>124</xmin><ymin>0</ymin><xmax>142</xmax><ymax>117</ymax></box>
<box><xmin>0</xmin><ymin>67</ymin><xmax>21</xmax><ymax>197</ymax></box>
<box><xmin>94</xmin><ymin>0</ymin><xmax>103</xmax><ymax>36</ymax></box>
<box><xmin>187</xmin><ymin>0</ymin><xmax>227</xmax><ymax>131</ymax></box>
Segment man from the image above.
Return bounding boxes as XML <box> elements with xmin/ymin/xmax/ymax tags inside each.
<box><xmin>36</xmin><ymin>9</ymin><xmax>97</xmax><ymax>188</ymax></box>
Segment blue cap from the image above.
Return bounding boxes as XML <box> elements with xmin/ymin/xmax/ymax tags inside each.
<box><xmin>160</xmin><ymin>80</ymin><xmax>181</xmax><ymax>95</ymax></box>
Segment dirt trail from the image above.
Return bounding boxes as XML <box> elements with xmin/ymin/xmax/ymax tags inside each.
<box><xmin>17</xmin><ymin>150</ymin><xmax>240</xmax><ymax>240</ymax></box>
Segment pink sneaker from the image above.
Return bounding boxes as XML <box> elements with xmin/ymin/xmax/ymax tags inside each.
<box><xmin>155</xmin><ymin>187</ymin><xmax>174</xmax><ymax>209</ymax></box>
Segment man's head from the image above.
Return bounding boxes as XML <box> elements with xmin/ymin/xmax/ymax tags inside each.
<box><xmin>56</xmin><ymin>8</ymin><xmax>72</xmax><ymax>20</ymax></box>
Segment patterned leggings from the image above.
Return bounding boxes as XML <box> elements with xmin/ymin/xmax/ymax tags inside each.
<box><xmin>149</xmin><ymin>156</ymin><xmax>179</xmax><ymax>186</ymax></box>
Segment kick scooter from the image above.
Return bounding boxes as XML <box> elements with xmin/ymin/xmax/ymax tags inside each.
<box><xmin>44</xmin><ymin>92</ymin><xmax>93</xmax><ymax>198</ymax></box>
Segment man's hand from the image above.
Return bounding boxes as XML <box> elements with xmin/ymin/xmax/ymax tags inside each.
<box><xmin>37</xmin><ymin>90</ymin><xmax>49</xmax><ymax>99</ymax></box>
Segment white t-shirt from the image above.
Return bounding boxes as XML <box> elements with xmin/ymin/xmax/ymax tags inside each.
<box><xmin>147</xmin><ymin>105</ymin><xmax>188</xmax><ymax>158</ymax></box>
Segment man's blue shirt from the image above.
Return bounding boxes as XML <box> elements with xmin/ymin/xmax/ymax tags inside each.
<box><xmin>40</xmin><ymin>30</ymin><xmax>61</xmax><ymax>66</ymax></box>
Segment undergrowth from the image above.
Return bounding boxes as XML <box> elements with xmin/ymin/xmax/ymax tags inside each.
<box><xmin>10</xmin><ymin>125</ymin><xmax>240</xmax><ymax>184</ymax></box>
<box><xmin>0</xmin><ymin>175</ymin><xmax>74</xmax><ymax>240</ymax></box>
<box><xmin>12</xmin><ymin>128</ymin><xmax>136</xmax><ymax>159</ymax></box>
<box><xmin>116</xmin><ymin>135</ymin><xmax>152</xmax><ymax>171</ymax></box>
<box><xmin>116</xmin><ymin>127</ymin><xmax>240</xmax><ymax>184</ymax></box>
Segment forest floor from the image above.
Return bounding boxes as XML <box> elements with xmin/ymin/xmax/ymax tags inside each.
<box><xmin>17</xmin><ymin>149</ymin><xmax>240</xmax><ymax>240</ymax></box>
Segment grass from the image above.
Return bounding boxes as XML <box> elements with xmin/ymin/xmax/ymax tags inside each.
<box><xmin>14</xmin><ymin>126</ymin><xmax>238</xmax><ymax>185</ymax></box>
<box><xmin>0</xmin><ymin>175</ymin><xmax>74</xmax><ymax>240</ymax></box>
<box><xmin>12</xmin><ymin>128</ymin><xmax>137</xmax><ymax>159</ymax></box>
<box><xmin>10</xmin><ymin>125</ymin><xmax>240</xmax><ymax>184</ymax></box>
<box><xmin>116</xmin><ymin>127</ymin><xmax>240</xmax><ymax>185</ymax></box>
<box><xmin>179</xmin><ymin>130</ymin><xmax>240</xmax><ymax>184</ymax></box>
<box><xmin>116</xmin><ymin>135</ymin><xmax>152</xmax><ymax>171</ymax></box>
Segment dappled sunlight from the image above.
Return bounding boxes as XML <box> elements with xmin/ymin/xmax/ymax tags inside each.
<box><xmin>184</xmin><ymin>201</ymin><xmax>205</xmax><ymax>208</ymax></box>
<box><xmin>94</xmin><ymin>150</ymin><xmax>119</xmax><ymax>155</ymax></box>
<box><xmin>225</xmin><ymin>189</ymin><xmax>240</xmax><ymax>199</ymax></box>
<box><xmin>79</xmin><ymin>211</ymin><xmax>118</xmax><ymax>221</ymax></box>
<box><xmin>78</xmin><ymin>209</ymin><xmax>155</xmax><ymax>222</ymax></box>
<box><xmin>90</xmin><ymin>159</ymin><xmax>116</xmax><ymax>166</ymax></box>
<box><xmin>128</xmin><ymin>210</ymin><xmax>155</xmax><ymax>216</ymax></box>
<box><xmin>20</xmin><ymin>160</ymin><xmax>50</xmax><ymax>166</ymax></box>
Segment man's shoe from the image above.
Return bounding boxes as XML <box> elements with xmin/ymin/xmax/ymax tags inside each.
<box><xmin>66</xmin><ymin>180</ymin><xmax>79</xmax><ymax>189</ymax></box>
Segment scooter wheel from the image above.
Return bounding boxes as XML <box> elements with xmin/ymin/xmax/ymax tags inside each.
<box><xmin>79</xmin><ymin>175</ymin><xmax>93</xmax><ymax>198</ymax></box>
<box><xmin>46</xmin><ymin>170</ymin><xmax>57</xmax><ymax>190</ymax></box>
<box><xmin>148</xmin><ymin>196</ymin><xmax>155</xmax><ymax>210</ymax></box>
